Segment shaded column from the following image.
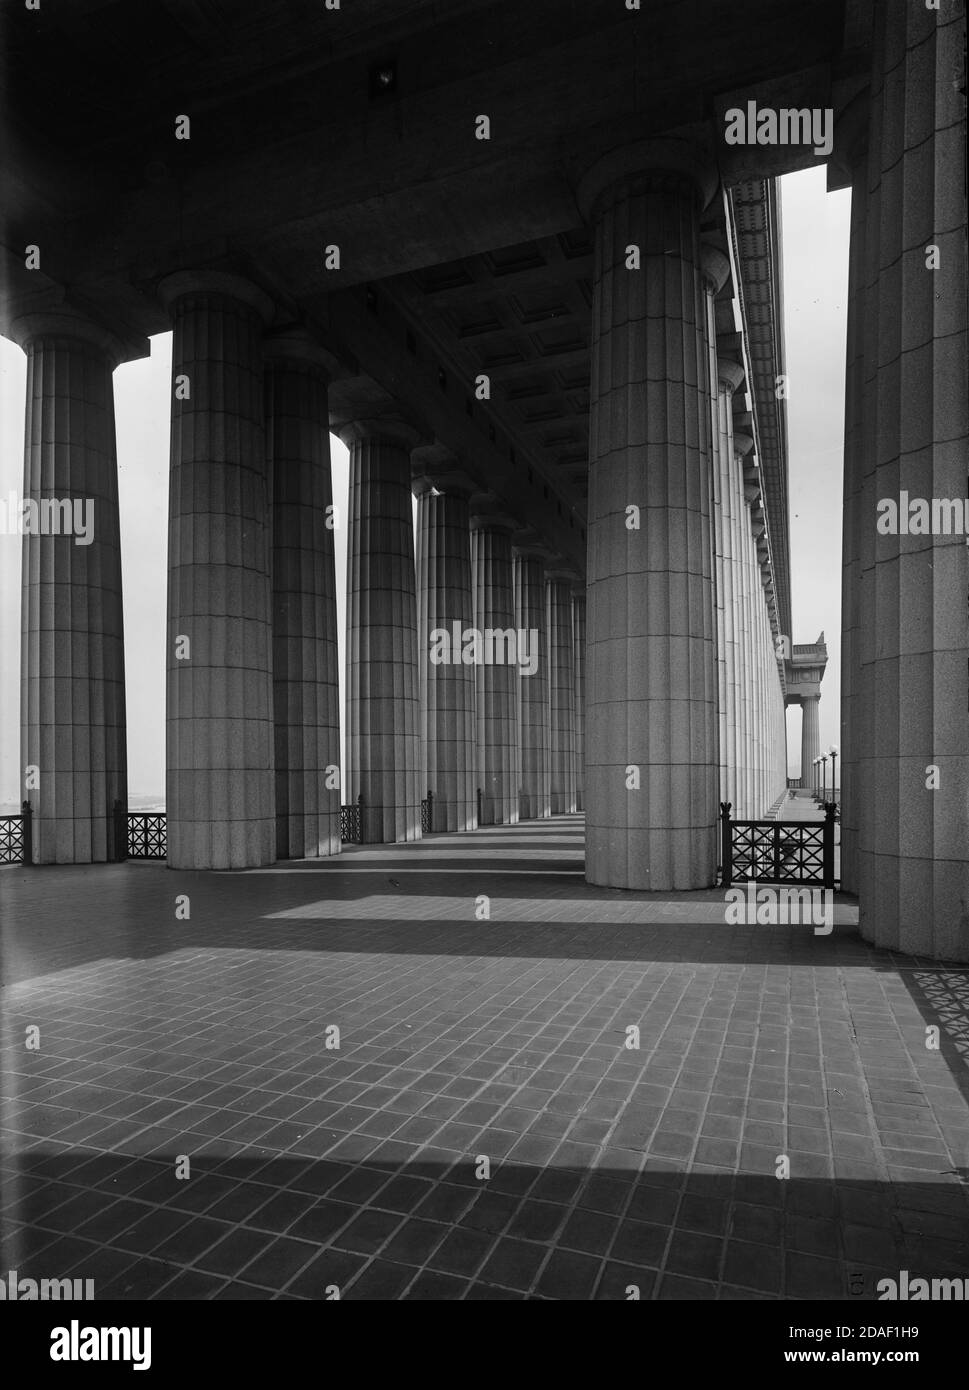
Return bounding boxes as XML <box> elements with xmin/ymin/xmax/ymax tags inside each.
<box><xmin>800</xmin><ymin>696</ymin><xmax>821</xmax><ymax>788</ymax></box>
<box><xmin>415</xmin><ymin>463</ymin><xmax>477</xmax><ymax>833</ymax></box>
<box><xmin>265</xmin><ymin>332</ymin><xmax>340</xmax><ymax>860</ymax></box>
<box><xmin>753</xmin><ymin>545</ymin><xmax>768</xmax><ymax>812</ymax></box>
<box><xmin>851</xmin><ymin>1</ymin><xmax>968</xmax><ymax>958</ymax></box>
<box><xmin>839</xmin><ymin>135</ymin><xmax>871</xmax><ymax>891</ymax></box>
<box><xmin>733</xmin><ymin>430</ymin><xmax>755</xmax><ymax>819</ymax></box>
<box><xmin>161</xmin><ymin>272</ymin><xmax>275</xmax><ymax>870</ymax></box>
<box><xmin>471</xmin><ymin>508</ymin><xmax>520</xmax><ymax>826</ymax></box>
<box><xmin>572</xmin><ymin>588</ymin><xmax>586</xmax><ymax>813</ymax></box>
<box><xmin>547</xmin><ymin>569</ymin><xmax>577</xmax><ymax>815</ymax></box>
<box><xmin>342</xmin><ymin>418</ymin><xmax>422</xmax><ymax>844</ymax></box>
<box><xmin>750</xmin><ymin>502</ymin><xmax>770</xmax><ymax>815</ymax></box>
<box><xmin>514</xmin><ymin>546</ymin><xmax>550</xmax><ymax>820</ymax></box>
<box><xmin>715</xmin><ymin>357</ymin><xmax>746</xmax><ymax>815</ymax></box>
<box><xmin>580</xmin><ymin>141</ymin><xmax>718</xmax><ymax>889</ymax></box>
<box><xmin>12</xmin><ymin>309</ymin><xmax>138</xmax><ymax>864</ymax></box>
<box><xmin>700</xmin><ymin>248</ymin><xmax>731</xmax><ymax>823</ymax></box>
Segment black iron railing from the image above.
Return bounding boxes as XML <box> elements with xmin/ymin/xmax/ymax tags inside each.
<box><xmin>341</xmin><ymin>795</ymin><xmax>364</xmax><ymax>844</ymax></box>
<box><xmin>720</xmin><ymin>802</ymin><xmax>838</xmax><ymax>889</ymax></box>
<box><xmin>421</xmin><ymin>790</ymin><xmax>434</xmax><ymax>835</ymax></box>
<box><xmin>127</xmin><ymin>812</ymin><xmax>167</xmax><ymax>859</ymax></box>
<box><xmin>0</xmin><ymin>802</ymin><xmax>32</xmax><ymax>865</ymax></box>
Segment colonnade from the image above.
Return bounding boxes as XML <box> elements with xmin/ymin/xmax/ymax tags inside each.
<box><xmin>10</xmin><ymin>237</ymin><xmax>784</xmax><ymax>880</ymax></box>
<box><xmin>14</xmin><ymin>0</ymin><xmax>966</xmax><ymax>960</ymax></box>
<box><xmin>12</xmin><ymin>287</ymin><xmax>583</xmax><ymax>867</ymax></box>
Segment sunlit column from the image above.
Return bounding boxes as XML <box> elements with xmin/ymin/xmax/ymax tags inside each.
<box><xmin>581</xmin><ymin>141</ymin><xmax>719</xmax><ymax>889</ymax></box>
<box><xmin>161</xmin><ymin>271</ymin><xmax>275</xmax><ymax>869</ymax></box>
<box><xmin>342</xmin><ymin>417</ymin><xmax>422</xmax><ymax>844</ymax></box>
<box><xmin>13</xmin><ymin>308</ymin><xmax>139</xmax><ymax>863</ymax></box>
<box><xmin>265</xmin><ymin>332</ymin><xmax>340</xmax><ymax>859</ymax></box>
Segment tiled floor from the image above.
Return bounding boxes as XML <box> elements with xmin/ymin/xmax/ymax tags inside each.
<box><xmin>2</xmin><ymin>815</ymin><xmax>968</xmax><ymax>1300</ymax></box>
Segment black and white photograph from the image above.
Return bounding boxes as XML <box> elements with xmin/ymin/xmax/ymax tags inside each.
<box><xmin>0</xmin><ymin>0</ymin><xmax>966</xmax><ymax>1360</ymax></box>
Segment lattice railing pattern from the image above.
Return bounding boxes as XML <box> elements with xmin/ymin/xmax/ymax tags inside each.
<box><xmin>731</xmin><ymin>822</ymin><xmax>825</xmax><ymax>883</ymax></box>
<box><xmin>128</xmin><ymin>813</ymin><xmax>167</xmax><ymax>859</ymax></box>
<box><xmin>341</xmin><ymin>802</ymin><xmax>361</xmax><ymax>844</ymax></box>
<box><xmin>721</xmin><ymin>803</ymin><xmax>837</xmax><ymax>888</ymax></box>
<box><xmin>0</xmin><ymin>814</ymin><xmax>26</xmax><ymax>864</ymax></box>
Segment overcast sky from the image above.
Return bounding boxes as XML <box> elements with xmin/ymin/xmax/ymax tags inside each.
<box><xmin>0</xmin><ymin>166</ymin><xmax>849</xmax><ymax>808</ymax></box>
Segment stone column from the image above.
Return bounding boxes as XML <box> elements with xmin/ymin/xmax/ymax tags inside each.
<box><xmin>742</xmin><ymin>462</ymin><xmax>762</xmax><ymax>818</ymax></box>
<box><xmin>800</xmin><ymin>696</ymin><xmax>821</xmax><ymax>789</ymax></box>
<box><xmin>471</xmin><ymin>508</ymin><xmax>520</xmax><ymax>826</ymax></box>
<box><xmin>851</xmin><ymin>0</ymin><xmax>968</xmax><ymax>959</ymax></box>
<box><xmin>514</xmin><ymin>547</ymin><xmax>550</xmax><ymax>820</ymax></box>
<box><xmin>547</xmin><ymin>570</ymin><xmax>577</xmax><ymax>815</ymax></box>
<box><xmin>733</xmin><ymin>431</ymin><xmax>755</xmax><ymax>819</ymax></box>
<box><xmin>161</xmin><ymin>272</ymin><xmax>275</xmax><ymax>870</ymax></box>
<box><xmin>754</xmin><ymin>553</ymin><xmax>768</xmax><ymax>812</ymax></box>
<box><xmin>716</xmin><ymin>357</ymin><xmax>746</xmax><ymax>816</ymax></box>
<box><xmin>12</xmin><ymin>309</ymin><xmax>138</xmax><ymax>864</ymax></box>
<box><xmin>580</xmin><ymin>141</ymin><xmax>719</xmax><ymax>889</ymax></box>
<box><xmin>572</xmin><ymin>588</ymin><xmax>586</xmax><ymax>813</ymax></box>
<box><xmin>265</xmin><ymin>332</ymin><xmax>340</xmax><ymax>860</ymax></box>
<box><xmin>415</xmin><ymin>464</ymin><xmax>477</xmax><ymax>833</ymax></box>
<box><xmin>700</xmin><ymin>250</ymin><xmax>731</xmax><ymax>821</ymax></box>
<box><xmin>839</xmin><ymin>138</ymin><xmax>870</xmax><ymax>890</ymax></box>
<box><xmin>750</xmin><ymin>504</ymin><xmax>769</xmax><ymax>816</ymax></box>
<box><xmin>342</xmin><ymin>418</ymin><xmax>422</xmax><ymax>844</ymax></box>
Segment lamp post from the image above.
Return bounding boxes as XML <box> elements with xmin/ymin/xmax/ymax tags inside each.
<box><xmin>821</xmin><ymin>753</ymin><xmax>829</xmax><ymax>803</ymax></box>
<box><xmin>829</xmin><ymin>745</ymin><xmax>838</xmax><ymax>809</ymax></box>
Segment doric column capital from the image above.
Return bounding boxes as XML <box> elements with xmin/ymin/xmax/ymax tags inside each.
<box><xmin>511</xmin><ymin>525</ymin><xmax>555</xmax><ymax>563</ymax></box>
<box><xmin>576</xmin><ymin>137</ymin><xmax>719</xmax><ymax>223</ymax></box>
<box><xmin>158</xmin><ymin>270</ymin><xmax>275</xmax><ymax>323</ymax></box>
<box><xmin>469</xmin><ymin>495</ymin><xmax>518</xmax><ymax>532</ymax></box>
<box><xmin>338</xmin><ymin>415</ymin><xmax>424</xmax><ymax>451</ymax></box>
<box><xmin>546</xmin><ymin>564</ymin><xmax>580</xmax><ymax>586</ymax></box>
<box><xmin>8</xmin><ymin>306</ymin><xmax>146</xmax><ymax>369</ymax></box>
<box><xmin>717</xmin><ymin>356</ymin><xmax>746</xmax><ymax>395</ymax></box>
<box><xmin>411</xmin><ymin>444</ymin><xmax>478</xmax><ymax>498</ymax></box>
<box><xmin>262</xmin><ymin>326</ymin><xmax>340</xmax><ymax>379</ymax></box>
<box><xmin>413</xmin><ymin>469</ymin><xmax>477</xmax><ymax>500</ymax></box>
<box><xmin>699</xmin><ymin>244</ymin><xmax>731</xmax><ymax>296</ymax></box>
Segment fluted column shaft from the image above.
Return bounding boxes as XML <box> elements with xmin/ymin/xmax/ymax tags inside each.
<box><xmin>728</xmin><ymin>454</ymin><xmax>749</xmax><ymax>818</ymax></box>
<box><xmin>417</xmin><ymin>487</ymin><xmax>476</xmax><ymax>832</ymax></box>
<box><xmin>851</xmin><ymin>0</ymin><xmax>968</xmax><ymax>958</ymax></box>
<box><xmin>840</xmin><ymin>152</ymin><xmax>868</xmax><ymax>890</ymax></box>
<box><xmin>16</xmin><ymin>317</ymin><xmax>129</xmax><ymax>863</ymax></box>
<box><xmin>472</xmin><ymin>523</ymin><xmax>520</xmax><ymax>825</ymax></box>
<box><xmin>267</xmin><ymin>350</ymin><xmax>340</xmax><ymax>859</ymax></box>
<box><xmin>547</xmin><ymin>576</ymin><xmax>577</xmax><ymax>814</ymax></box>
<box><xmin>699</xmin><ymin>251</ymin><xmax>731</xmax><ymax>831</ymax></box>
<box><xmin>757</xmin><ymin>587</ymin><xmax>769</xmax><ymax>810</ymax></box>
<box><xmin>585</xmin><ymin>165</ymin><xmax>718</xmax><ymax>889</ymax></box>
<box><xmin>344</xmin><ymin>424</ymin><xmax>422</xmax><ymax>844</ymax></box>
<box><xmin>716</xmin><ymin>361</ymin><xmax>745</xmax><ymax>815</ymax></box>
<box><xmin>739</xmin><ymin>485</ymin><xmax>757</xmax><ymax>818</ymax></box>
<box><xmin>573</xmin><ymin>592</ymin><xmax>586</xmax><ymax>813</ymax></box>
<box><xmin>801</xmin><ymin>696</ymin><xmax>822</xmax><ymax>787</ymax></box>
<box><xmin>164</xmin><ymin>280</ymin><xmax>275</xmax><ymax>869</ymax></box>
<box><xmin>514</xmin><ymin>553</ymin><xmax>550</xmax><ymax>820</ymax></box>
